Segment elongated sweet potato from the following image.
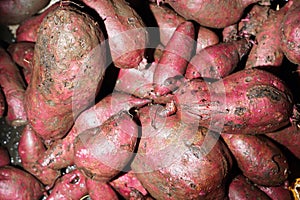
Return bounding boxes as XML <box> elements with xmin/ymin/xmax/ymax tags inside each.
<box><xmin>175</xmin><ymin>69</ymin><xmax>294</xmax><ymax>134</ymax></box>
<box><xmin>0</xmin><ymin>166</ymin><xmax>44</xmax><ymax>200</ymax></box>
<box><xmin>185</xmin><ymin>38</ymin><xmax>251</xmax><ymax>80</ymax></box>
<box><xmin>228</xmin><ymin>174</ymin><xmax>271</xmax><ymax>200</ymax></box>
<box><xmin>39</xmin><ymin>92</ymin><xmax>149</xmax><ymax>170</ymax></box>
<box><xmin>153</xmin><ymin>21</ymin><xmax>195</xmax><ymax>96</ymax></box>
<box><xmin>87</xmin><ymin>178</ymin><xmax>119</xmax><ymax>200</ymax></box>
<box><xmin>0</xmin><ymin>146</ymin><xmax>10</xmax><ymax>167</ymax></box>
<box><xmin>0</xmin><ymin>0</ymin><xmax>50</xmax><ymax>25</ymax></box>
<box><xmin>258</xmin><ymin>185</ymin><xmax>292</xmax><ymax>200</ymax></box>
<box><xmin>131</xmin><ymin>105</ymin><xmax>232</xmax><ymax>200</ymax></box>
<box><xmin>47</xmin><ymin>169</ymin><xmax>88</xmax><ymax>200</ymax></box>
<box><xmin>74</xmin><ymin>112</ymin><xmax>138</xmax><ymax>182</ymax></box>
<box><xmin>80</xmin><ymin>0</ymin><xmax>148</xmax><ymax>69</ymax></box>
<box><xmin>25</xmin><ymin>5</ymin><xmax>106</xmax><ymax>141</ymax></box>
<box><xmin>164</xmin><ymin>0</ymin><xmax>270</xmax><ymax>28</ymax></box>
<box><xmin>0</xmin><ymin>46</ymin><xmax>27</xmax><ymax>126</ymax></box>
<box><xmin>222</xmin><ymin>133</ymin><xmax>289</xmax><ymax>186</ymax></box>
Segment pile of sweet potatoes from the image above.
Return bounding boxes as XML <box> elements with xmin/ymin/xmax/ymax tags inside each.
<box><xmin>0</xmin><ymin>0</ymin><xmax>300</xmax><ymax>199</ymax></box>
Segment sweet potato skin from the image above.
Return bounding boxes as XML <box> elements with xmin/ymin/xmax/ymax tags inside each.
<box><xmin>0</xmin><ymin>166</ymin><xmax>44</xmax><ymax>200</ymax></box>
<box><xmin>222</xmin><ymin>134</ymin><xmax>289</xmax><ymax>186</ymax></box>
<box><xmin>0</xmin><ymin>146</ymin><xmax>10</xmax><ymax>167</ymax></box>
<box><xmin>0</xmin><ymin>90</ymin><xmax>4</xmax><ymax>118</ymax></box>
<box><xmin>87</xmin><ymin>179</ymin><xmax>119</xmax><ymax>200</ymax></box>
<box><xmin>25</xmin><ymin>5</ymin><xmax>106</xmax><ymax>140</ymax></box>
<box><xmin>258</xmin><ymin>185</ymin><xmax>292</xmax><ymax>200</ymax></box>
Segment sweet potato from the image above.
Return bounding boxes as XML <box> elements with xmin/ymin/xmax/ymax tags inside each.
<box><xmin>245</xmin><ymin>2</ymin><xmax>293</xmax><ymax>69</ymax></box>
<box><xmin>80</xmin><ymin>0</ymin><xmax>149</xmax><ymax>69</ymax></box>
<box><xmin>228</xmin><ymin>174</ymin><xmax>271</xmax><ymax>200</ymax></box>
<box><xmin>39</xmin><ymin>92</ymin><xmax>149</xmax><ymax>170</ymax></box>
<box><xmin>0</xmin><ymin>146</ymin><xmax>10</xmax><ymax>167</ymax></box>
<box><xmin>74</xmin><ymin>111</ymin><xmax>138</xmax><ymax>182</ymax></box>
<box><xmin>47</xmin><ymin>169</ymin><xmax>88</xmax><ymax>200</ymax></box>
<box><xmin>222</xmin><ymin>133</ymin><xmax>289</xmax><ymax>186</ymax></box>
<box><xmin>280</xmin><ymin>1</ymin><xmax>300</xmax><ymax>65</ymax></box>
<box><xmin>25</xmin><ymin>5</ymin><xmax>106</xmax><ymax>141</ymax></box>
<box><xmin>196</xmin><ymin>27</ymin><xmax>220</xmax><ymax>54</ymax></box>
<box><xmin>185</xmin><ymin>38</ymin><xmax>251</xmax><ymax>80</ymax></box>
<box><xmin>164</xmin><ymin>0</ymin><xmax>270</xmax><ymax>28</ymax></box>
<box><xmin>0</xmin><ymin>46</ymin><xmax>27</xmax><ymax>126</ymax></box>
<box><xmin>258</xmin><ymin>185</ymin><xmax>292</xmax><ymax>200</ymax></box>
<box><xmin>7</xmin><ymin>41</ymin><xmax>35</xmax><ymax>84</ymax></box>
<box><xmin>87</xmin><ymin>178</ymin><xmax>119</xmax><ymax>200</ymax></box>
<box><xmin>175</xmin><ymin>69</ymin><xmax>294</xmax><ymax>134</ymax></box>
<box><xmin>0</xmin><ymin>165</ymin><xmax>44</xmax><ymax>200</ymax></box>
<box><xmin>153</xmin><ymin>21</ymin><xmax>195</xmax><ymax>96</ymax></box>
<box><xmin>0</xmin><ymin>0</ymin><xmax>50</xmax><ymax>25</ymax></box>
<box><xmin>131</xmin><ymin>105</ymin><xmax>232</xmax><ymax>200</ymax></box>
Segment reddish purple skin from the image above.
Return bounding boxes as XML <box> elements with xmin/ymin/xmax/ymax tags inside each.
<box><xmin>228</xmin><ymin>175</ymin><xmax>271</xmax><ymax>200</ymax></box>
<box><xmin>153</xmin><ymin>21</ymin><xmax>195</xmax><ymax>96</ymax></box>
<box><xmin>258</xmin><ymin>185</ymin><xmax>292</xmax><ymax>200</ymax></box>
<box><xmin>0</xmin><ymin>166</ymin><xmax>44</xmax><ymax>200</ymax></box>
<box><xmin>222</xmin><ymin>24</ymin><xmax>238</xmax><ymax>43</ymax></box>
<box><xmin>176</xmin><ymin>69</ymin><xmax>294</xmax><ymax>134</ymax></box>
<box><xmin>265</xmin><ymin>125</ymin><xmax>300</xmax><ymax>160</ymax></box>
<box><xmin>280</xmin><ymin>1</ymin><xmax>300</xmax><ymax>65</ymax></box>
<box><xmin>222</xmin><ymin>134</ymin><xmax>289</xmax><ymax>186</ymax></box>
<box><xmin>18</xmin><ymin>124</ymin><xmax>60</xmax><ymax>186</ymax></box>
<box><xmin>185</xmin><ymin>38</ymin><xmax>251</xmax><ymax>80</ymax></box>
<box><xmin>47</xmin><ymin>169</ymin><xmax>88</xmax><ymax>200</ymax></box>
<box><xmin>74</xmin><ymin>112</ymin><xmax>138</xmax><ymax>182</ymax></box>
<box><xmin>196</xmin><ymin>27</ymin><xmax>219</xmax><ymax>53</ymax></box>
<box><xmin>164</xmin><ymin>0</ymin><xmax>267</xmax><ymax>28</ymax></box>
<box><xmin>131</xmin><ymin>105</ymin><xmax>232</xmax><ymax>200</ymax></box>
<box><xmin>0</xmin><ymin>146</ymin><xmax>10</xmax><ymax>167</ymax></box>
<box><xmin>0</xmin><ymin>47</ymin><xmax>27</xmax><ymax>127</ymax></box>
<box><xmin>39</xmin><ymin>92</ymin><xmax>150</xmax><ymax>170</ymax></box>
<box><xmin>87</xmin><ymin>179</ymin><xmax>118</xmax><ymax>200</ymax></box>
<box><xmin>0</xmin><ymin>90</ymin><xmax>5</xmax><ymax>118</ymax></box>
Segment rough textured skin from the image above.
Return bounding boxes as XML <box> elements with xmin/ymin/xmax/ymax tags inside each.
<box><xmin>74</xmin><ymin>112</ymin><xmax>138</xmax><ymax>182</ymax></box>
<box><xmin>0</xmin><ymin>146</ymin><xmax>10</xmax><ymax>167</ymax></box>
<box><xmin>81</xmin><ymin>0</ymin><xmax>149</xmax><ymax>69</ymax></box>
<box><xmin>164</xmin><ymin>0</ymin><xmax>269</xmax><ymax>28</ymax></box>
<box><xmin>245</xmin><ymin>2</ymin><xmax>293</xmax><ymax>69</ymax></box>
<box><xmin>0</xmin><ymin>47</ymin><xmax>27</xmax><ymax>127</ymax></box>
<box><xmin>222</xmin><ymin>24</ymin><xmax>238</xmax><ymax>43</ymax></box>
<box><xmin>185</xmin><ymin>39</ymin><xmax>251</xmax><ymax>80</ymax></box>
<box><xmin>222</xmin><ymin>134</ymin><xmax>289</xmax><ymax>186</ymax></box>
<box><xmin>258</xmin><ymin>185</ymin><xmax>292</xmax><ymax>200</ymax></box>
<box><xmin>18</xmin><ymin>124</ymin><xmax>60</xmax><ymax>186</ymax></box>
<box><xmin>7</xmin><ymin>42</ymin><xmax>35</xmax><ymax>84</ymax></box>
<box><xmin>228</xmin><ymin>175</ymin><xmax>271</xmax><ymax>200</ymax></box>
<box><xmin>266</xmin><ymin>125</ymin><xmax>300</xmax><ymax>160</ymax></box>
<box><xmin>47</xmin><ymin>169</ymin><xmax>88</xmax><ymax>200</ymax></box>
<box><xmin>87</xmin><ymin>179</ymin><xmax>119</xmax><ymax>200</ymax></box>
<box><xmin>131</xmin><ymin>105</ymin><xmax>232</xmax><ymax>200</ymax></box>
<box><xmin>0</xmin><ymin>0</ymin><xmax>50</xmax><ymax>25</ymax></box>
<box><xmin>0</xmin><ymin>166</ymin><xmax>44</xmax><ymax>200</ymax></box>
<box><xmin>176</xmin><ymin>69</ymin><xmax>294</xmax><ymax>134</ymax></box>
<box><xmin>153</xmin><ymin>21</ymin><xmax>195</xmax><ymax>96</ymax></box>
<box><xmin>25</xmin><ymin>5</ymin><xmax>106</xmax><ymax>141</ymax></box>
<box><xmin>280</xmin><ymin>1</ymin><xmax>300</xmax><ymax>65</ymax></box>
<box><xmin>39</xmin><ymin>92</ymin><xmax>149</xmax><ymax>170</ymax></box>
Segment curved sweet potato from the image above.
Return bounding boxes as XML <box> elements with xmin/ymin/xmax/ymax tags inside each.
<box><xmin>87</xmin><ymin>179</ymin><xmax>119</xmax><ymax>200</ymax></box>
<box><xmin>222</xmin><ymin>133</ymin><xmax>289</xmax><ymax>186</ymax></box>
<box><xmin>25</xmin><ymin>5</ymin><xmax>106</xmax><ymax>141</ymax></box>
<box><xmin>0</xmin><ymin>166</ymin><xmax>44</xmax><ymax>200</ymax></box>
<box><xmin>0</xmin><ymin>146</ymin><xmax>10</xmax><ymax>167</ymax></box>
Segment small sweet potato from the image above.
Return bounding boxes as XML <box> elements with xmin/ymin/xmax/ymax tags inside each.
<box><xmin>258</xmin><ymin>185</ymin><xmax>292</xmax><ymax>200</ymax></box>
<box><xmin>0</xmin><ymin>46</ymin><xmax>27</xmax><ymax>126</ymax></box>
<box><xmin>0</xmin><ymin>166</ymin><xmax>44</xmax><ymax>200</ymax></box>
<box><xmin>74</xmin><ymin>112</ymin><xmax>138</xmax><ymax>182</ymax></box>
<box><xmin>87</xmin><ymin>178</ymin><xmax>119</xmax><ymax>200</ymax></box>
<box><xmin>0</xmin><ymin>146</ymin><xmax>10</xmax><ymax>167</ymax></box>
<box><xmin>25</xmin><ymin>5</ymin><xmax>106</xmax><ymax>140</ymax></box>
<box><xmin>222</xmin><ymin>133</ymin><xmax>289</xmax><ymax>186</ymax></box>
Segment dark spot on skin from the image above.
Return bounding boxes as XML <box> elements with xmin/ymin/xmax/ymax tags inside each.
<box><xmin>69</xmin><ymin>175</ymin><xmax>80</xmax><ymax>184</ymax></box>
<box><xmin>190</xmin><ymin>183</ymin><xmax>197</xmax><ymax>189</ymax></box>
<box><xmin>247</xmin><ymin>85</ymin><xmax>282</xmax><ymax>102</ymax></box>
<box><xmin>234</xmin><ymin>107</ymin><xmax>247</xmax><ymax>116</ymax></box>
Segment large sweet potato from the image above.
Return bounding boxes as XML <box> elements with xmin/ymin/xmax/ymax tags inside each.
<box><xmin>0</xmin><ymin>166</ymin><xmax>44</xmax><ymax>200</ymax></box>
<box><xmin>25</xmin><ymin>5</ymin><xmax>106</xmax><ymax>141</ymax></box>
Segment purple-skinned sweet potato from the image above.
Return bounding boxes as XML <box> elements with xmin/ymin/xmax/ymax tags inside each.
<box><xmin>258</xmin><ymin>184</ymin><xmax>292</xmax><ymax>200</ymax></box>
<box><xmin>0</xmin><ymin>166</ymin><xmax>44</xmax><ymax>200</ymax></box>
<box><xmin>131</xmin><ymin>105</ymin><xmax>232</xmax><ymax>200</ymax></box>
<box><xmin>74</xmin><ymin>111</ymin><xmax>138</xmax><ymax>182</ymax></box>
<box><xmin>228</xmin><ymin>174</ymin><xmax>271</xmax><ymax>200</ymax></box>
<box><xmin>46</xmin><ymin>169</ymin><xmax>88</xmax><ymax>200</ymax></box>
<box><xmin>175</xmin><ymin>69</ymin><xmax>294</xmax><ymax>134</ymax></box>
<box><xmin>185</xmin><ymin>38</ymin><xmax>251</xmax><ymax>80</ymax></box>
<box><xmin>163</xmin><ymin>0</ymin><xmax>270</xmax><ymax>29</ymax></box>
<box><xmin>87</xmin><ymin>178</ymin><xmax>119</xmax><ymax>200</ymax></box>
<box><xmin>0</xmin><ymin>46</ymin><xmax>27</xmax><ymax>127</ymax></box>
<box><xmin>222</xmin><ymin>133</ymin><xmax>289</xmax><ymax>186</ymax></box>
<box><xmin>80</xmin><ymin>0</ymin><xmax>149</xmax><ymax>69</ymax></box>
<box><xmin>0</xmin><ymin>146</ymin><xmax>10</xmax><ymax>167</ymax></box>
<box><xmin>7</xmin><ymin>41</ymin><xmax>35</xmax><ymax>84</ymax></box>
<box><xmin>39</xmin><ymin>92</ymin><xmax>150</xmax><ymax>170</ymax></box>
<box><xmin>18</xmin><ymin>124</ymin><xmax>60</xmax><ymax>186</ymax></box>
<box><xmin>25</xmin><ymin>5</ymin><xmax>106</xmax><ymax>141</ymax></box>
